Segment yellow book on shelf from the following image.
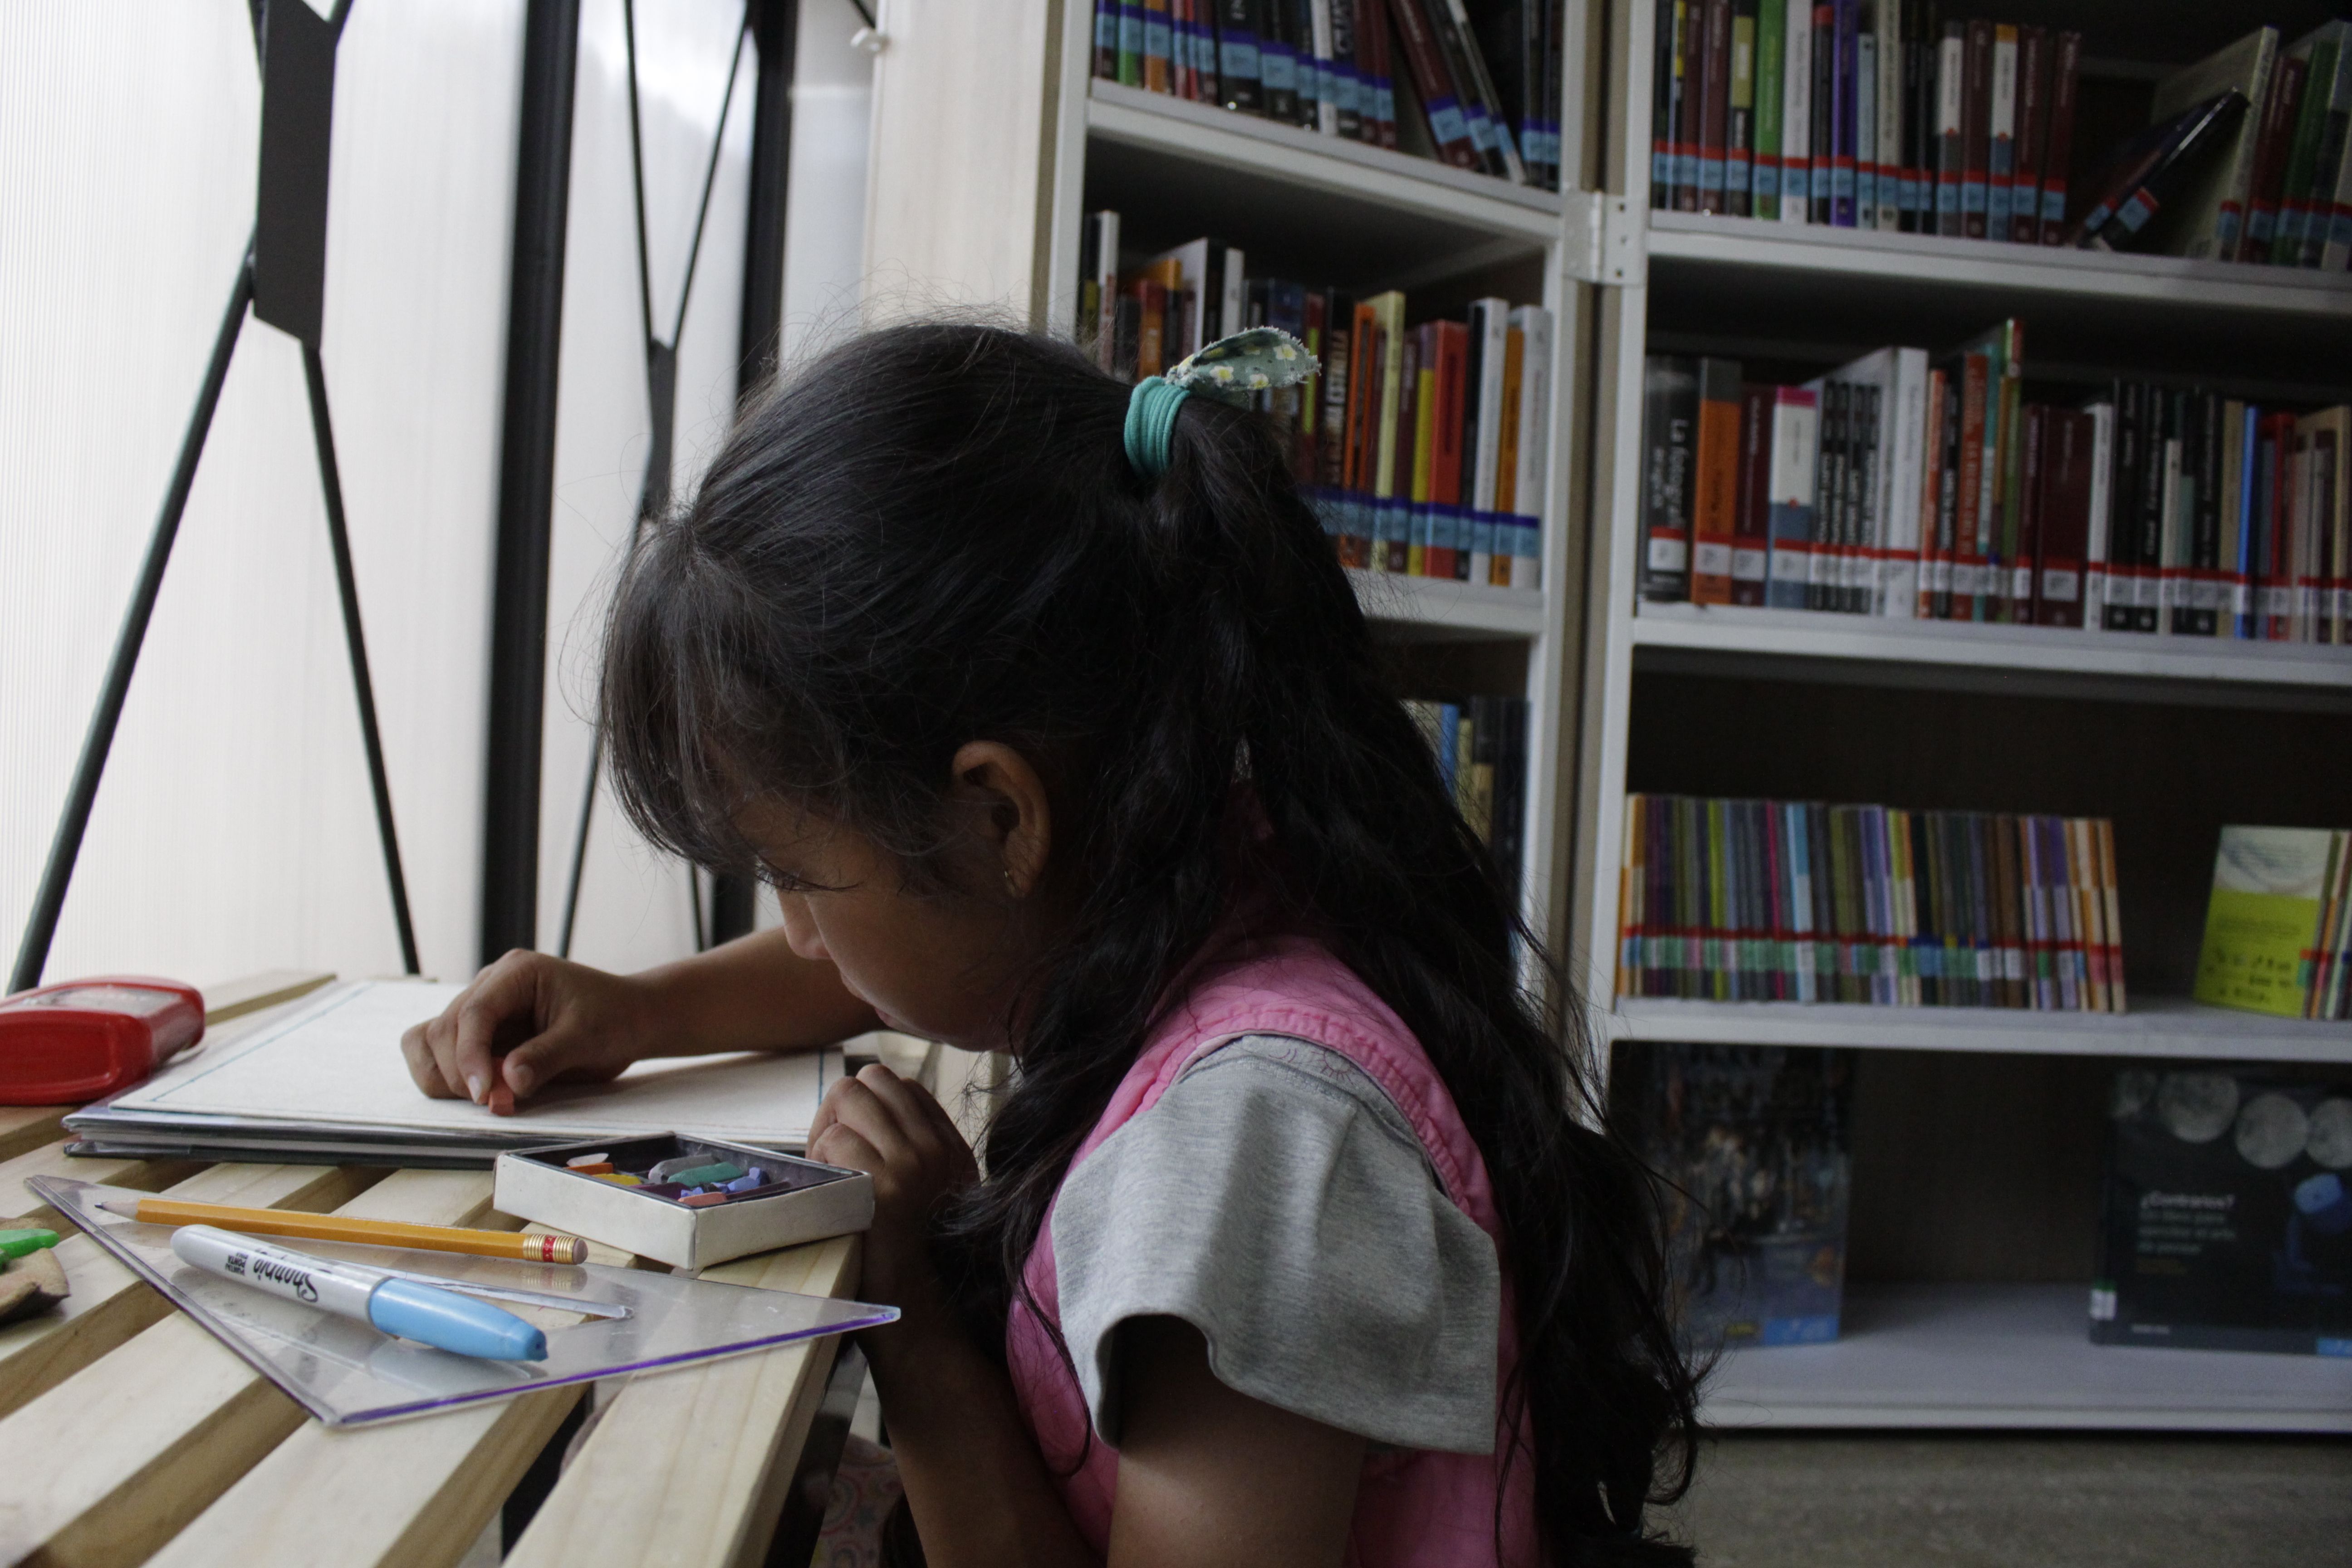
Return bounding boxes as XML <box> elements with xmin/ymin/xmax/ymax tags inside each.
<box><xmin>2194</xmin><ymin>825</ymin><xmax>2339</xmax><ymax>1017</ymax></box>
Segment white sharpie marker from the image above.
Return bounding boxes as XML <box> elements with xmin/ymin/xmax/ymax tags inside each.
<box><xmin>171</xmin><ymin>1225</ymin><xmax>548</xmax><ymax>1361</ymax></box>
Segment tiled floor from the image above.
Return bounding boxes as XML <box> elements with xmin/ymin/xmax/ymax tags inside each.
<box><xmin>1656</xmin><ymin>1434</ymin><xmax>2352</xmax><ymax>1568</ymax></box>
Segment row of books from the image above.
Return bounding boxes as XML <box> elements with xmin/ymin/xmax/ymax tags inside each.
<box><xmin>1651</xmin><ymin>0</ymin><xmax>2081</xmax><ymax>241</ymax></box>
<box><xmin>2196</xmin><ymin>825</ymin><xmax>2352</xmax><ymax>1024</ymax></box>
<box><xmin>1638</xmin><ymin>338</ymin><xmax>2352</xmax><ymax>642</ymax></box>
<box><xmin>1405</xmin><ymin>694</ymin><xmax>1529</xmax><ymax>906</ymax></box>
<box><xmin>1090</xmin><ymin>0</ymin><xmax>1564</xmax><ymax>189</ymax></box>
<box><xmin>1078</xmin><ymin>216</ymin><xmax>1555</xmax><ymax>592</ymax></box>
<box><xmin>1651</xmin><ymin>6</ymin><xmax>2352</xmax><ymax>268</ymax></box>
<box><xmin>1623</xmin><ymin>1044</ymin><xmax>2352</xmax><ymax>1357</ymax></box>
<box><xmin>1616</xmin><ymin>793</ymin><xmax>2128</xmax><ymax>1011</ymax></box>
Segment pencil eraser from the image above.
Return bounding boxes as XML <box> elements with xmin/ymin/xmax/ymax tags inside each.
<box><xmin>488</xmin><ymin>1085</ymin><xmax>516</xmax><ymax>1117</ymax></box>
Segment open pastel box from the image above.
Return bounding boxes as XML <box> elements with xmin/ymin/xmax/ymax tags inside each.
<box><xmin>494</xmin><ymin>1132</ymin><xmax>873</xmax><ymax>1271</ymax></box>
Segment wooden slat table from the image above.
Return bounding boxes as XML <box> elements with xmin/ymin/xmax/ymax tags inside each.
<box><xmin>0</xmin><ymin>984</ymin><xmax>868</xmax><ymax>1568</ymax></box>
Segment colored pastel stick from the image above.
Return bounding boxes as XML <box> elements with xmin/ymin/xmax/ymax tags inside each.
<box><xmin>661</xmin><ymin>1162</ymin><xmax>745</xmax><ymax>1188</ymax></box>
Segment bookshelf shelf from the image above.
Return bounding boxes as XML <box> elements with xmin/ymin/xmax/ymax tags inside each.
<box><xmin>1606</xmin><ymin>994</ymin><xmax>2352</xmax><ymax>1065</ymax></box>
<box><xmin>1702</xmin><ymin>1283</ymin><xmax>2352</xmax><ymax>1432</ymax></box>
<box><xmin>1086</xmin><ymin>80</ymin><xmax>1562</xmax><ymax>241</ymax></box>
<box><xmin>1629</xmin><ymin>602</ymin><xmax>2352</xmax><ymax>707</ymax></box>
<box><xmin>1644</xmin><ymin>210</ymin><xmax>2352</xmax><ymax>320</ymax></box>
<box><xmin>1349</xmin><ymin>570</ymin><xmax>1547</xmax><ymax>639</ymax></box>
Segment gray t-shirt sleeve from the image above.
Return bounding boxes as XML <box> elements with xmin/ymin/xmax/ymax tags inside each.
<box><xmin>1050</xmin><ymin>1033</ymin><xmax>1501</xmax><ymax>1455</ymax></box>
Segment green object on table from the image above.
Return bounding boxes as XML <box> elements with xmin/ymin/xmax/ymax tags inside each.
<box><xmin>0</xmin><ymin>1227</ymin><xmax>61</xmax><ymax>1259</ymax></box>
<box><xmin>665</xmin><ymin>1161</ymin><xmax>745</xmax><ymax>1188</ymax></box>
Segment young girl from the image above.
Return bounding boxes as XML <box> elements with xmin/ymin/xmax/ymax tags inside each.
<box><xmin>401</xmin><ymin>323</ymin><xmax>1700</xmax><ymax>1566</ymax></box>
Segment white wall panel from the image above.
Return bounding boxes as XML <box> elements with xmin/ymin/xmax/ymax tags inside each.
<box><xmin>538</xmin><ymin>0</ymin><xmax>752</xmax><ymax>970</ymax></box>
<box><xmin>0</xmin><ymin>0</ymin><xmax>523</xmax><ymax>991</ymax></box>
<box><xmin>777</xmin><ymin>0</ymin><xmax>874</xmax><ymax>369</ymax></box>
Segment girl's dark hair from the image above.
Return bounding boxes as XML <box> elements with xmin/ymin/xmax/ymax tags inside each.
<box><xmin>603</xmin><ymin>322</ymin><xmax>1700</xmax><ymax>1564</ymax></box>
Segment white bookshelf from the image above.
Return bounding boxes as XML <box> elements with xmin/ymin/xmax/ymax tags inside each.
<box><xmin>1632</xmin><ymin>601</ymin><xmax>2352</xmax><ymax>704</ymax></box>
<box><xmin>1646</xmin><ymin>209</ymin><xmax>2352</xmax><ymax>319</ymax></box>
<box><xmin>1086</xmin><ymin>80</ymin><xmax>1563</xmax><ymax>237</ymax></box>
<box><xmin>1607</xmin><ymin>994</ymin><xmax>2352</xmax><ymax>1065</ymax></box>
<box><xmin>1032</xmin><ymin>11</ymin><xmax>1591</xmax><ymax>944</ymax></box>
<box><xmin>1570</xmin><ymin>0</ymin><xmax>2352</xmax><ymax>1433</ymax></box>
<box><xmin>1703</xmin><ymin>1283</ymin><xmax>2352</xmax><ymax>1432</ymax></box>
<box><xmin>1348</xmin><ymin>569</ymin><xmax>1547</xmax><ymax>639</ymax></box>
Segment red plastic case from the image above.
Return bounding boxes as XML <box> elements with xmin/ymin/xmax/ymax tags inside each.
<box><xmin>0</xmin><ymin>977</ymin><xmax>205</xmax><ymax>1105</ymax></box>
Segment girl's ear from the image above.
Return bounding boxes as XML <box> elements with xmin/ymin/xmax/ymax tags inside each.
<box><xmin>946</xmin><ymin>740</ymin><xmax>1052</xmax><ymax>899</ymax></box>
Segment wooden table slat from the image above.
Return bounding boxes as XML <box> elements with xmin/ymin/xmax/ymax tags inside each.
<box><xmin>0</xmin><ymin>1107</ymin><xmax>71</xmax><ymax>1166</ymax></box>
<box><xmin>0</xmin><ymin>1161</ymin><xmax>387</xmax><ymax>1421</ymax></box>
<box><xmin>505</xmin><ymin>1236</ymin><xmax>863</xmax><ymax>1568</ymax></box>
<box><xmin>0</xmin><ymin>1170</ymin><xmax>503</xmax><ymax>1568</ymax></box>
<box><xmin>144</xmin><ymin>1385</ymin><xmax>585</xmax><ymax>1568</ymax></box>
<box><xmin>2</xmin><ymin>1141</ymin><xmax>209</xmax><ymax>1235</ymax></box>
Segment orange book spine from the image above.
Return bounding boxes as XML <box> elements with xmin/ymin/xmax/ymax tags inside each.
<box><xmin>1689</xmin><ymin>357</ymin><xmax>1743</xmax><ymax>603</ymax></box>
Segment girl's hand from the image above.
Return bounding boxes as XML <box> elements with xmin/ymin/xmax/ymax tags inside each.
<box><xmin>807</xmin><ymin>1063</ymin><xmax>978</xmax><ymax>1323</ymax></box>
<box><xmin>400</xmin><ymin>951</ymin><xmax>656</xmax><ymax>1109</ymax></box>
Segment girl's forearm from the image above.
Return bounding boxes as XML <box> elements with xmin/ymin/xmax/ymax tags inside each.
<box><xmin>865</xmin><ymin>1319</ymin><xmax>1098</xmax><ymax>1568</ymax></box>
<box><xmin>635</xmin><ymin>927</ymin><xmax>880</xmax><ymax>1056</ymax></box>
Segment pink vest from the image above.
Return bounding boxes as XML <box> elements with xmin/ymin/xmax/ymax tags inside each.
<box><xmin>1004</xmin><ymin>934</ymin><xmax>1539</xmax><ymax>1566</ymax></box>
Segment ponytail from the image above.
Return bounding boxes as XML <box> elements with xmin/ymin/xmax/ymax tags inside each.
<box><xmin>603</xmin><ymin>323</ymin><xmax>1701</xmax><ymax>1565</ymax></box>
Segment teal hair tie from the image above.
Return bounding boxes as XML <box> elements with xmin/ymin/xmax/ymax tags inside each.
<box><xmin>1120</xmin><ymin>325</ymin><xmax>1319</xmax><ymax>481</ymax></box>
<box><xmin>1124</xmin><ymin>375</ymin><xmax>1188</xmax><ymax>480</ymax></box>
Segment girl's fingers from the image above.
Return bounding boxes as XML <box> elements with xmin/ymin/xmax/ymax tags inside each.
<box><xmin>400</xmin><ymin>1023</ymin><xmax>459</xmax><ymax>1097</ymax></box>
<box><xmin>809</xmin><ymin>1119</ymin><xmax>885</xmax><ymax>1178</ymax></box>
<box><xmin>450</xmin><ymin>959</ymin><xmax>544</xmax><ymax>1103</ymax></box>
<box><xmin>823</xmin><ymin>1076</ymin><xmax>922</xmax><ymax>1170</ymax></box>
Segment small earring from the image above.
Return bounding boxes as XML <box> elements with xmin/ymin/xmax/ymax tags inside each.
<box><xmin>1003</xmin><ymin>868</ymin><xmax>1019</xmax><ymax>897</ymax></box>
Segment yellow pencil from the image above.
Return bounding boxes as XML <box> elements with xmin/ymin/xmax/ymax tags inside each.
<box><xmin>95</xmin><ymin>1196</ymin><xmax>588</xmax><ymax>1264</ymax></box>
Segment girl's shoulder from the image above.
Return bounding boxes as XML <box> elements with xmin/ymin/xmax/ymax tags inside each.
<box><xmin>1051</xmin><ymin>1029</ymin><xmax>1503</xmax><ymax>1452</ymax></box>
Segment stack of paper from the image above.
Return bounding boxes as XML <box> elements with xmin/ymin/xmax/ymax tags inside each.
<box><xmin>65</xmin><ymin>980</ymin><xmax>844</xmax><ymax>1167</ymax></box>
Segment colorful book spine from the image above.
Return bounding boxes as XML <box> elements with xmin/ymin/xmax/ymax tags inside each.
<box><xmin>1934</xmin><ymin>20</ymin><xmax>1965</xmax><ymax>236</ymax></box>
<box><xmin>1691</xmin><ymin>358</ymin><xmax>1745</xmax><ymax>603</ymax></box>
<box><xmin>1780</xmin><ymin>0</ymin><xmax>1813</xmax><ymax>222</ymax></box>
<box><xmin>1752</xmin><ymin>0</ymin><xmax>1785</xmax><ymax>219</ymax></box>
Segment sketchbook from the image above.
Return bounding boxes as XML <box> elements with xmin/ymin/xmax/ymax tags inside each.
<box><xmin>64</xmin><ymin>979</ymin><xmax>844</xmax><ymax>1166</ymax></box>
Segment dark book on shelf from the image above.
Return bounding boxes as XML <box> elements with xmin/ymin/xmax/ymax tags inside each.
<box><xmin>1642</xmin><ymin>356</ymin><xmax>1700</xmax><ymax>602</ymax></box>
<box><xmin>2070</xmin><ymin>90</ymin><xmax>2250</xmax><ymax>252</ymax></box>
<box><xmin>1653</xmin><ymin>0</ymin><xmax>1684</xmax><ymax>207</ymax></box>
<box><xmin>1621</xmin><ymin>1042</ymin><xmax>1856</xmax><ymax>1350</ymax></box>
<box><xmin>2039</xmin><ymin>29</ymin><xmax>2082</xmax><ymax>243</ymax></box>
<box><xmin>2094</xmin><ymin>1067</ymin><xmax>2352</xmax><ymax>1357</ymax></box>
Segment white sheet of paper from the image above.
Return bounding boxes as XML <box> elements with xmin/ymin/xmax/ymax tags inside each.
<box><xmin>111</xmin><ymin>980</ymin><xmax>840</xmax><ymax>1145</ymax></box>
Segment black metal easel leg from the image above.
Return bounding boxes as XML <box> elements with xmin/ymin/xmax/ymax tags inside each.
<box><xmin>9</xmin><ymin>255</ymin><xmax>256</xmax><ymax>995</ymax></box>
<box><xmin>302</xmin><ymin>340</ymin><xmax>421</xmax><ymax>975</ymax></box>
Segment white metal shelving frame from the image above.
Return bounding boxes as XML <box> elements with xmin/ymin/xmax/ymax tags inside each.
<box><xmin>1039</xmin><ymin>20</ymin><xmax>1590</xmax><ymax>942</ymax></box>
<box><xmin>1569</xmin><ymin>0</ymin><xmax>2352</xmax><ymax>1433</ymax></box>
<box><xmin>1703</xmin><ymin>1282</ymin><xmax>2352</xmax><ymax>1431</ymax></box>
<box><xmin>1645</xmin><ymin>207</ymin><xmax>2352</xmax><ymax>317</ymax></box>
